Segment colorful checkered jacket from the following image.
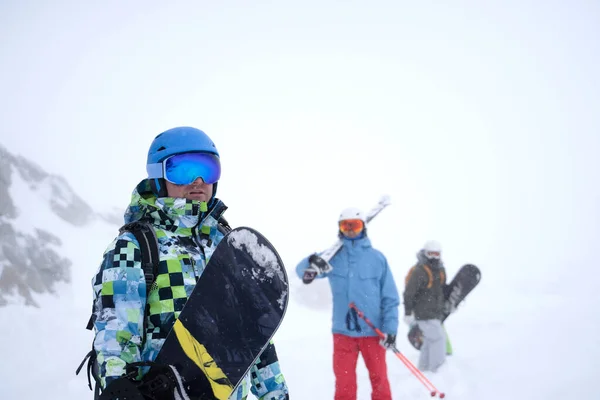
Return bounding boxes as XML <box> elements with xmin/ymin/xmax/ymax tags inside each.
<box><xmin>91</xmin><ymin>180</ymin><xmax>288</xmax><ymax>400</ymax></box>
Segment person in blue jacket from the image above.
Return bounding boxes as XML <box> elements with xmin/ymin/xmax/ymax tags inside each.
<box><xmin>296</xmin><ymin>207</ymin><xmax>400</xmax><ymax>400</ymax></box>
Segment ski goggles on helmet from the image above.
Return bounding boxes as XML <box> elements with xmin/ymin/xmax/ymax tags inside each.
<box><xmin>146</xmin><ymin>152</ymin><xmax>221</xmax><ymax>185</ymax></box>
<box><xmin>339</xmin><ymin>219</ymin><xmax>364</xmax><ymax>235</ymax></box>
<box><xmin>426</xmin><ymin>251</ymin><xmax>441</xmax><ymax>259</ymax></box>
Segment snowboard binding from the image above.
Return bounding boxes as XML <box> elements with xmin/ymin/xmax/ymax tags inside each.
<box><xmin>407</xmin><ymin>324</ymin><xmax>424</xmax><ymax>350</ymax></box>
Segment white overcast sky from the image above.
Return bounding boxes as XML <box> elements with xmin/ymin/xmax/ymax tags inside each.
<box><xmin>1</xmin><ymin>1</ymin><xmax>599</xmax><ymax>286</ymax></box>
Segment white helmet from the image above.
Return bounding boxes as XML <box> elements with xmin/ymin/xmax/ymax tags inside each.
<box><xmin>338</xmin><ymin>207</ymin><xmax>366</xmax><ymax>222</ymax></box>
<box><xmin>423</xmin><ymin>240</ymin><xmax>442</xmax><ymax>259</ymax></box>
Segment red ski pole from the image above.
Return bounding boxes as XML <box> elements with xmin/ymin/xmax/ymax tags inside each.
<box><xmin>348</xmin><ymin>302</ymin><xmax>446</xmax><ymax>398</ymax></box>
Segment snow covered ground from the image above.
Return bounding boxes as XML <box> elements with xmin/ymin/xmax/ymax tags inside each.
<box><xmin>1</xmin><ymin>242</ymin><xmax>598</xmax><ymax>399</ymax></box>
<box><xmin>1</xmin><ymin>141</ymin><xmax>598</xmax><ymax>400</ymax></box>
<box><xmin>274</xmin><ymin>274</ymin><xmax>600</xmax><ymax>400</ymax></box>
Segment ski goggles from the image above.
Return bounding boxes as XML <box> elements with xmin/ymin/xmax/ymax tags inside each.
<box><xmin>426</xmin><ymin>251</ymin><xmax>441</xmax><ymax>259</ymax></box>
<box><xmin>146</xmin><ymin>152</ymin><xmax>221</xmax><ymax>185</ymax></box>
<box><xmin>339</xmin><ymin>219</ymin><xmax>364</xmax><ymax>235</ymax></box>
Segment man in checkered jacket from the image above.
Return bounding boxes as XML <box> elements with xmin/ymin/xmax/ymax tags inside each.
<box><xmin>90</xmin><ymin>127</ymin><xmax>289</xmax><ymax>400</ymax></box>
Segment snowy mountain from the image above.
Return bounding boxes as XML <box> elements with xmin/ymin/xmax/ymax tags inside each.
<box><xmin>0</xmin><ymin>144</ymin><xmax>124</xmax><ymax>400</ymax></box>
<box><xmin>0</xmin><ymin>144</ymin><xmax>121</xmax><ymax>306</ymax></box>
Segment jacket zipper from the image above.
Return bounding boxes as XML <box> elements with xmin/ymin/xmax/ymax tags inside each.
<box><xmin>188</xmin><ymin>202</ymin><xmax>219</xmax><ymax>281</ymax></box>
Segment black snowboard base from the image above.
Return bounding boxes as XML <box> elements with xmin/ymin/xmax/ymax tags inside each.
<box><xmin>153</xmin><ymin>227</ymin><xmax>289</xmax><ymax>400</ymax></box>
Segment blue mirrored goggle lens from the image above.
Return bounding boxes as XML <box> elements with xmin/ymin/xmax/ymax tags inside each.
<box><xmin>163</xmin><ymin>153</ymin><xmax>221</xmax><ymax>185</ymax></box>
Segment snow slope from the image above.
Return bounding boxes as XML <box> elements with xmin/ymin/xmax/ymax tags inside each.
<box><xmin>277</xmin><ymin>277</ymin><xmax>600</xmax><ymax>400</ymax></box>
<box><xmin>2</xmin><ymin>250</ymin><xmax>597</xmax><ymax>399</ymax></box>
<box><xmin>0</xmin><ymin>158</ymin><xmax>598</xmax><ymax>399</ymax></box>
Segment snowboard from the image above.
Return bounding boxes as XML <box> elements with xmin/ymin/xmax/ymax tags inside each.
<box><xmin>152</xmin><ymin>227</ymin><xmax>289</xmax><ymax>399</ymax></box>
<box><xmin>408</xmin><ymin>264</ymin><xmax>481</xmax><ymax>350</ymax></box>
<box><xmin>445</xmin><ymin>326</ymin><xmax>453</xmax><ymax>356</ymax></box>
<box><xmin>303</xmin><ymin>195</ymin><xmax>391</xmax><ymax>283</ymax></box>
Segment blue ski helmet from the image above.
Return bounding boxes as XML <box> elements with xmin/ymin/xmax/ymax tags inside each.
<box><xmin>146</xmin><ymin>126</ymin><xmax>220</xmax><ymax>199</ymax></box>
<box><xmin>147</xmin><ymin>126</ymin><xmax>219</xmax><ymax>164</ymax></box>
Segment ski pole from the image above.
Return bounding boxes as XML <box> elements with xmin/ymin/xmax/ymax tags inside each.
<box><xmin>348</xmin><ymin>303</ymin><xmax>443</xmax><ymax>398</ymax></box>
<box><xmin>348</xmin><ymin>303</ymin><xmax>446</xmax><ymax>398</ymax></box>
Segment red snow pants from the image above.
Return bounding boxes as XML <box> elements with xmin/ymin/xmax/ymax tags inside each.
<box><xmin>333</xmin><ymin>334</ymin><xmax>392</xmax><ymax>400</ymax></box>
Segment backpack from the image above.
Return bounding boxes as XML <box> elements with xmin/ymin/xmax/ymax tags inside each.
<box><xmin>405</xmin><ymin>264</ymin><xmax>446</xmax><ymax>289</ymax></box>
<box><xmin>76</xmin><ymin>221</ymin><xmax>160</xmax><ymax>399</ymax></box>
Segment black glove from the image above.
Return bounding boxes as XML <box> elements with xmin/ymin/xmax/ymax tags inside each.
<box><xmin>138</xmin><ymin>364</ymin><xmax>190</xmax><ymax>400</ymax></box>
<box><xmin>302</xmin><ymin>267</ymin><xmax>318</xmax><ymax>284</ymax></box>
<box><xmin>308</xmin><ymin>253</ymin><xmax>333</xmax><ymax>274</ymax></box>
<box><xmin>303</xmin><ymin>253</ymin><xmax>332</xmax><ymax>284</ymax></box>
<box><xmin>99</xmin><ymin>377</ymin><xmax>147</xmax><ymax>400</ymax></box>
<box><xmin>101</xmin><ymin>364</ymin><xmax>185</xmax><ymax>400</ymax></box>
<box><xmin>379</xmin><ymin>334</ymin><xmax>397</xmax><ymax>350</ymax></box>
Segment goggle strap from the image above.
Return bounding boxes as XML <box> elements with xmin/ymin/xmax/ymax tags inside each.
<box><xmin>147</xmin><ymin>163</ymin><xmax>164</xmax><ymax>179</ymax></box>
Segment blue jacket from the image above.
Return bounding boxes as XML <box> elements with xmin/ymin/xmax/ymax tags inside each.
<box><xmin>296</xmin><ymin>236</ymin><xmax>400</xmax><ymax>337</ymax></box>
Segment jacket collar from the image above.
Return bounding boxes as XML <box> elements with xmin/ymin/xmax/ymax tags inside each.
<box><xmin>341</xmin><ymin>235</ymin><xmax>372</xmax><ymax>249</ymax></box>
<box><xmin>123</xmin><ymin>179</ymin><xmax>226</xmax><ymax>231</ymax></box>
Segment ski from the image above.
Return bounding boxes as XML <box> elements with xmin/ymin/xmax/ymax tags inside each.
<box><xmin>308</xmin><ymin>195</ymin><xmax>391</xmax><ymax>275</ymax></box>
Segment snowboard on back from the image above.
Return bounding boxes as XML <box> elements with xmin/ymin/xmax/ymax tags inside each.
<box><xmin>154</xmin><ymin>227</ymin><xmax>289</xmax><ymax>399</ymax></box>
<box><xmin>408</xmin><ymin>264</ymin><xmax>481</xmax><ymax>350</ymax></box>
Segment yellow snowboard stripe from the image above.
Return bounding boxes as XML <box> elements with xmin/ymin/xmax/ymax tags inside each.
<box><xmin>173</xmin><ymin>319</ymin><xmax>233</xmax><ymax>399</ymax></box>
